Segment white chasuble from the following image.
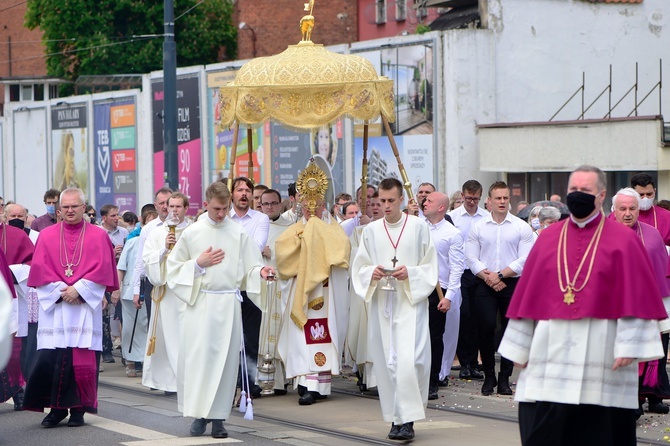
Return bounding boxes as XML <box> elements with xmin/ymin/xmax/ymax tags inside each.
<box><xmin>167</xmin><ymin>217</ymin><xmax>263</xmax><ymax>420</ymax></box>
<box><xmin>277</xmin><ymin>267</ymin><xmax>349</xmax><ymax>383</ymax></box>
<box><xmin>351</xmin><ymin>214</ymin><xmax>438</xmax><ymax>424</ymax></box>
<box><xmin>141</xmin><ymin>222</ymin><xmax>189</xmax><ymax>392</ymax></box>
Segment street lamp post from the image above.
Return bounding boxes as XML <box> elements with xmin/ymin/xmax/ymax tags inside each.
<box><xmin>239</xmin><ymin>22</ymin><xmax>257</xmax><ymax>58</ymax></box>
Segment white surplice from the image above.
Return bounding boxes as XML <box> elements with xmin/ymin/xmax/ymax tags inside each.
<box><xmin>351</xmin><ymin>214</ymin><xmax>438</xmax><ymax>424</ymax></box>
<box><xmin>499</xmin><ymin>317</ymin><xmax>663</xmax><ymax>409</ymax></box>
<box><xmin>167</xmin><ymin>216</ymin><xmax>264</xmax><ymax>420</ymax></box>
<box><xmin>258</xmin><ymin>215</ymin><xmax>292</xmax><ymax>391</ymax></box>
<box><xmin>141</xmin><ymin>221</ymin><xmax>189</xmax><ymax>392</ymax></box>
<box><xmin>35</xmin><ymin>279</ymin><xmax>105</xmax><ymax>350</ymax></box>
<box><xmin>0</xmin><ymin>278</ymin><xmax>12</xmax><ymax>370</ymax></box>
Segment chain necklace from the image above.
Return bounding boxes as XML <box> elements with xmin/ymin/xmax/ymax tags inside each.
<box><xmin>383</xmin><ymin>213</ymin><xmax>409</xmax><ymax>268</ymax></box>
<box><xmin>59</xmin><ymin>222</ymin><xmax>87</xmax><ymax>278</ymax></box>
<box><xmin>556</xmin><ymin>215</ymin><xmax>605</xmax><ymax>305</ymax></box>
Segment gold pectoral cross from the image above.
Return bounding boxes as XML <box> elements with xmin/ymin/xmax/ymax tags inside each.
<box><xmin>65</xmin><ymin>266</ymin><xmax>73</xmax><ymax>278</ymax></box>
<box><xmin>563</xmin><ymin>287</ymin><xmax>575</xmax><ymax>305</ymax></box>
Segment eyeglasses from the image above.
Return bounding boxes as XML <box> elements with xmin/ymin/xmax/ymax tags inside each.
<box><xmin>261</xmin><ymin>201</ymin><xmax>280</xmax><ymax>207</ymax></box>
<box><xmin>61</xmin><ymin>204</ymin><xmax>84</xmax><ymax>211</ymax></box>
<box><xmin>463</xmin><ymin>196</ymin><xmax>481</xmax><ymax>203</ymax></box>
<box><xmin>87</xmin><ymin>213</ymin><xmax>96</xmax><ymax>217</ymax></box>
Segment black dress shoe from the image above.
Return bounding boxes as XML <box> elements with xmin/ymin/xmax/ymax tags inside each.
<box><xmin>13</xmin><ymin>388</ymin><xmax>24</xmax><ymax>411</ymax></box>
<box><xmin>469</xmin><ymin>367</ymin><xmax>484</xmax><ymax>380</ymax></box>
<box><xmin>497</xmin><ymin>374</ymin><xmax>513</xmax><ymax>395</ymax></box>
<box><xmin>428</xmin><ymin>386</ymin><xmax>439</xmax><ymax>400</ymax></box>
<box><xmin>41</xmin><ymin>409</ymin><xmax>68</xmax><ymax>428</ymax></box>
<box><xmin>396</xmin><ymin>422</ymin><xmax>415</xmax><ymax>441</ymax></box>
<box><xmin>649</xmin><ymin>401</ymin><xmax>670</xmax><ymax>414</ymax></box>
<box><xmin>211</xmin><ymin>420</ymin><xmax>228</xmax><ymax>438</ymax></box>
<box><xmin>438</xmin><ymin>377</ymin><xmax>449</xmax><ymax>387</ymax></box>
<box><xmin>274</xmin><ymin>388</ymin><xmax>288</xmax><ymax>395</ymax></box>
<box><xmin>297</xmin><ymin>384</ymin><xmax>307</xmax><ymax>396</ymax></box>
<box><xmin>481</xmin><ymin>373</ymin><xmax>497</xmax><ymax>396</ymax></box>
<box><xmin>67</xmin><ymin>410</ymin><xmax>85</xmax><ymax>427</ymax></box>
<box><xmin>190</xmin><ymin>418</ymin><xmax>209</xmax><ymax>436</ymax></box>
<box><xmin>102</xmin><ymin>354</ymin><xmax>115</xmax><ymax>363</ymax></box>
<box><xmin>388</xmin><ymin>424</ymin><xmax>401</xmax><ymax>440</ymax></box>
<box><xmin>459</xmin><ymin>366</ymin><xmax>472</xmax><ymax>379</ymax></box>
<box><xmin>298</xmin><ymin>392</ymin><xmax>317</xmax><ymax>405</ymax></box>
<box><xmin>250</xmin><ymin>385</ymin><xmax>263</xmax><ymax>398</ymax></box>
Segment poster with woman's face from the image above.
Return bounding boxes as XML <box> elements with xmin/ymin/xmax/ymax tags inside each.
<box><xmin>53</xmin><ymin>129</ymin><xmax>88</xmax><ymax>194</ymax></box>
<box><xmin>51</xmin><ymin>103</ymin><xmax>89</xmax><ymax>196</ymax></box>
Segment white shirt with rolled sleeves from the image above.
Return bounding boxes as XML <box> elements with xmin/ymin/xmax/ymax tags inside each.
<box><xmin>465</xmin><ymin>212</ymin><xmax>534</xmax><ymax>277</ymax></box>
<box><xmin>228</xmin><ymin>208</ymin><xmax>269</xmax><ymax>253</ymax></box>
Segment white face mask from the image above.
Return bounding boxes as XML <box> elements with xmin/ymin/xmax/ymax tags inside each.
<box><xmin>639</xmin><ymin>197</ymin><xmax>654</xmax><ymax>211</ymax></box>
<box><xmin>531</xmin><ymin>218</ymin><xmax>541</xmax><ymax>230</ymax></box>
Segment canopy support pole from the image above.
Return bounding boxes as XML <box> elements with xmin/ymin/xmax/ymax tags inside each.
<box><xmin>360</xmin><ymin>123</ymin><xmax>369</xmax><ymax>216</ymax></box>
<box><xmin>247</xmin><ymin>128</ymin><xmax>254</xmax><ymax>182</ymax></box>
<box><xmin>382</xmin><ymin>115</ymin><xmax>416</xmax><ymax>209</ymax></box>
<box><xmin>227</xmin><ymin>123</ymin><xmax>240</xmax><ymax>192</ymax></box>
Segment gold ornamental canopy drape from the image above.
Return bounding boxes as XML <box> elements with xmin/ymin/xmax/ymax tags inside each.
<box><xmin>218</xmin><ymin>41</ymin><xmax>395</xmax><ymax>130</ymax></box>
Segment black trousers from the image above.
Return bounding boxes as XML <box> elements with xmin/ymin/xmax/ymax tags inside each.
<box><xmin>519</xmin><ymin>401</ymin><xmax>636</xmax><ymax>446</ymax></box>
<box><xmin>473</xmin><ymin>277</ymin><xmax>517</xmax><ymax>377</ymax></box>
<box><xmin>241</xmin><ymin>291</ymin><xmax>261</xmax><ymax>389</ymax></box>
<box><xmin>456</xmin><ymin>269</ymin><xmax>479</xmax><ymax>369</ymax></box>
<box><xmin>428</xmin><ymin>287</ymin><xmax>447</xmax><ymax>387</ymax></box>
<box><xmin>20</xmin><ymin>322</ymin><xmax>38</xmax><ymax>379</ymax></box>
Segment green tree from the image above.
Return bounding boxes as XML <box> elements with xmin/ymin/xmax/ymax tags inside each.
<box><xmin>25</xmin><ymin>0</ymin><xmax>237</xmax><ymax>82</ymax></box>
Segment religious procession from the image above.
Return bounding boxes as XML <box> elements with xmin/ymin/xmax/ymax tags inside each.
<box><xmin>2</xmin><ymin>0</ymin><xmax>670</xmax><ymax>444</ymax></box>
<box><xmin>2</xmin><ymin>165</ymin><xmax>670</xmax><ymax>446</ymax></box>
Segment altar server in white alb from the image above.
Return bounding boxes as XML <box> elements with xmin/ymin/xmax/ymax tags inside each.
<box><xmin>167</xmin><ymin>182</ymin><xmax>275</xmax><ymax>440</ymax></box>
<box><xmin>141</xmin><ymin>192</ymin><xmax>190</xmax><ymax>393</ymax></box>
<box><xmin>352</xmin><ymin>177</ymin><xmax>438</xmax><ymax>442</ymax></box>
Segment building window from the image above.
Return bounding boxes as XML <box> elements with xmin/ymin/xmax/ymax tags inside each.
<box><xmin>396</xmin><ymin>0</ymin><xmax>406</xmax><ymax>21</ymax></box>
<box><xmin>21</xmin><ymin>85</ymin><xmax>33</xmax><ymax>101</ymax></box>
<box><xmin>9</xmin><ymin>85</ymin><xmax>20</xmax><ymax>102</ymax></box>
<box><xmin>376</xmin><ymin>0</ymin><xmax>386</xmax><ymax>24</ymax></box>
<box><xmin>34</xmin><ymin>84</ymin><xmax>44</xmax><ymax>101</ymax></box>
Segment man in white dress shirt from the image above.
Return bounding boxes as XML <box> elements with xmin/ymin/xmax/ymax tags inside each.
<box><xmin>228</xmin><ymin>177</ymin><xmax>270</xmax><ymax>398</ymax></box>
<box><xmin>447</xmin><ymin>180</ymin><xmax>488</xmax><ymax>381</ymax></box>
<box><xmin>465</xmin><ymin>181</ymin><xmax>534</xmax><ymax>396</ymax></box>
<box><xmin>422</xmin><ymin>192</ymin><xmax>465</xmax><ymax>399</ymax></box>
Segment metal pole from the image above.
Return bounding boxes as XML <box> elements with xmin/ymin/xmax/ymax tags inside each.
<box><xmin>247</xmin><ymin>128</ymin><xmax>254</xmax><ymax>182</ymax></box>
<box><xmin>227</xmin><ymin>124</ymin><xmax>240</xmax><ymax>191</ymax></box>
<box><xmin>163</xmin><ymin>0</ymin><xmax>179</xmax><ymax>190</ymax></box>
<box><xmin>360</xmin><ymin>124</ymin><xmax>369</xmax><ymax>216</ymax></box>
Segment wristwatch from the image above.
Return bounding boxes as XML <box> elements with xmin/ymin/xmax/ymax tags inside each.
<box><xmin>497</xmin><ymin>271</ymin><xmax>504</xmax><ymax>280</ymax></box>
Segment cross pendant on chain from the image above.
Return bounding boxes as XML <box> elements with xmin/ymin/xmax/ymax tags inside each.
<box><xmin>65</xmin><ymin>267</ymin><xmax>73</xmax><ymax>278</ymax></box>
<box><xmin>391</xmin><ymin>255</ymin><xmax>398</xmax><ymax>268</ymax></box>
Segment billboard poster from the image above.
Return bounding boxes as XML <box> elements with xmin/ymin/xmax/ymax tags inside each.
<box><xmin>152</xmin><ymin>75</ymin><xmax>202</xmax><ymax>214</ymax></box>
<box><xmin>353</xmin><ymin>41</ymin><xmax>436</xmax><ymax>189</ymax></box>
<box><xmin>51</xmin><ymin>103</ymin><xmax>88</xmax><ymax>197</ymax></box>
<box><xmin>94</xmin><ymin>99</ymin><xmax>137</xmax><ymax>212</ymax></box>
<box><xmin>353</xmin><ymin>134</ymin><xmax>433</xmax><ymax>203</ymax></box>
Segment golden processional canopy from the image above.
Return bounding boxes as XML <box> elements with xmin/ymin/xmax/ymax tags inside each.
<box><xmin>218</xmin><ymin>42</ymin><xmax>395</xmax><ymax>130</ymax></box>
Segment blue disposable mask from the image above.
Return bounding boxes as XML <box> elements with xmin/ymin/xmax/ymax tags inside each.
<box><xmin>46</xmin><ymin>204</ymin><xmax>56</xmax><ymax>215</ymax></box>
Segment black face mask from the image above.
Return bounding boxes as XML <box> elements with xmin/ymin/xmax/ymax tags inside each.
<box><xmin>567</xmin><ymin>191</ymin><xmax>596</xmax><ymax>219</ymax></box>
<box><xmin>7</xmin><ymin>218</ymin><xmax>25</xmax><ymax>230</ymax></box>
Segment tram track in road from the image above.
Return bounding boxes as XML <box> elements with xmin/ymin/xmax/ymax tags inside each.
<box><xmin>99</xmin><ymin>380</ymin><xmax>396</xmax><ymax>445</ymax></box>
<box><xmin>332</xmin><ymin>386</ymin><xmax>670</xmax><ymax>446</ymax></box>
<box><xmin>99</xmin><ymin>380</ymin><xmax>670</xmax><ymax>446</ymax></box>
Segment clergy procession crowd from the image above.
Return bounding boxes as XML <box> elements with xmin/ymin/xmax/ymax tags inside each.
<box><xmin>1</xmin><ymin>165</ymin><xmax>670</xmax><ymax>445</ymax></box>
